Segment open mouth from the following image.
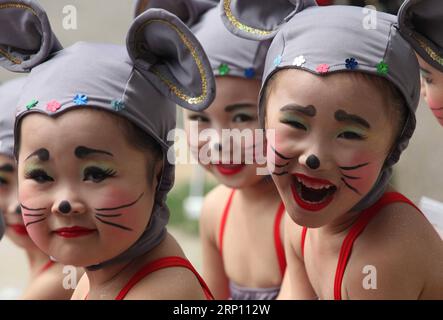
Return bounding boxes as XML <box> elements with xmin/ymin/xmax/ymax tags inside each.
<box><xmin>291</xmin><ymin>173</ymin><xmax>337</xmax><ymax>211</ymax></box>
<box><xmin>214</xmin><ymin>164</ymin><xmax>245</xmax><ymax>176</ymax></box>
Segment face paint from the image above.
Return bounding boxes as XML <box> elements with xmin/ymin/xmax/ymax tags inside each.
<box><xmin>183</xmin><ymin>76</ymin><xmax>266</xmax><ymax>189</ymax></box>
<box><xmin>427</xmin><ymin>96</ymin><xmax>443</xmax><ymax>125</ymax></box>
<box><xmin>264</xmin><ymin>70</ymin><xmax>395</xmax><ymax>227</ymax></box>
<box><xmin>81</xmin><ymin>162</ymin><xmax>117</xmax><ymax>183</ymax></box>
<box><xmin>26</xmin><ymin>148</ymin><xmax>50</xmax><ymax>162</ymax></box>
<box><xmin>291</xmin><ymin>173</ymin><xmax>337</xmax><ymax>212</ymax></box>
<box><xmin>93</xmin><ymin>192</ymin><xmax>144</xmax><ymax>231</ymax></box>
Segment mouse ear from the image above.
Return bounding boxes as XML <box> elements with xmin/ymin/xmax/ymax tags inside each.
<box><xmin>0</xmin><ymin>0</ymin><xmax>62</xmax><ymax>73</ymax></box>
<box><xmin>133</xmin><ymin>0</ymin><xmax>217</xmax><ymax>27</ymax></box>
<box><xmin>126</xmin><ymin>8</ymin><xmax>215</xmax><ymax>111</ymax></box>
<box><xmin>221</xmin><ymin>0</ymin><xmax>317</xmax><ymax>40</ymax></box>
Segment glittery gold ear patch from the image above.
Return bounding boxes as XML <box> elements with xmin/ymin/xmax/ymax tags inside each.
<box><xmin>223</xmin><ymin>0</ymin><xmax>273</xmax><ymax>36</ymax></box>
<box><xmin>135</xmin><ymin>19</ymin><xmax>209</xmax><ymax>106</ymax></box>
<box><xmin>0</xmin><ymin>3</ymin><xmax>39</xmax><ymax>65</ymax></box>
<box><xmin>416</xmin><ymin>36</ymin><xmax>443</xmax><ymax>67</ymax></box>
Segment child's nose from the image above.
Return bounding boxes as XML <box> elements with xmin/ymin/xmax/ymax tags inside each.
<box><xmin>53</xmin><ymin>200</ymin><xmax>86</xmax><ymax>216</ymax></box>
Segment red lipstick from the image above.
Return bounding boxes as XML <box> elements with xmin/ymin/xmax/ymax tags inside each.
<box><xmin>291</xmin><ymin>173</ymin><xmax>337</xmax><ymax>212</ymax></box>
<box><xmin>215</xmin><ymin>164</ymin><xmax>245</xmax><ymax>176</ymax></box>
<box><xmin>54</xmin><ymin>226</ymin><xmax>96</xmax><ymax>238</ymax></box>
<box><xmin>8</xmin><ymin>224</ymin><xmax>28</xmax><ymax>236</ymax></box>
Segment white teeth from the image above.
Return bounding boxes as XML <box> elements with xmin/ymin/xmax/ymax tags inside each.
<box><xmin>297</xmin><ymin>176</ymin><xmax>334</xmax><ymax>190</ymax></box>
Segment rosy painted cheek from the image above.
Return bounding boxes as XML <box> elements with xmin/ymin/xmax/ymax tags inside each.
<box><xmin>91</xmin><ymin>187</ymin><xmax>148</xmax><ymax>234</ymax></box>
<box><xmin>338</xmin><ymin>153</ymin><xmax>383</xmax><ymax>196</ymax></box>
<box><xmin>427</xmin><ymin>96</ymin><xmax>443</xmax><ymax>125</ymax></box>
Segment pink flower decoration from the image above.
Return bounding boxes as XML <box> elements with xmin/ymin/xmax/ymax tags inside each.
<box><xmin>46</xmin><ymin>100</ymin><xmax>61</xmax><ymax>113</ymax></box>
<box><xmin>316</xmin><ymin>63</ymin><xmax>330</xmax><ymax>74</ymax></box>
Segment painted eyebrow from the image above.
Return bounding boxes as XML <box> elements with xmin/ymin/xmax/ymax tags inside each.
<box><xmin>225</xmin><ymin>103</ymin><xmax>255</xmax><ymax>113</ymax></box>
<box><xmin>0</xmin><ymin>164</ymin><xmax>14</xmax><ymax>172</ymax></box>
<box><xmin>25</xmin><ymin>148</ymin><xmax>50</xmax><ymax>161</ymax></box>
<box><xmin>334</xmin><ymin>110</ymin><xmax>370</xmax><ymax>129</ymax></box>
<box><xmin>280</xmin><ymin>104</ymin><xmax>316</xmax><ymax>117</ymax></box>
<box><xmin>74</xmin><ymin>146</ymin><xmax>114</xmax><ymax>159</ymax></box>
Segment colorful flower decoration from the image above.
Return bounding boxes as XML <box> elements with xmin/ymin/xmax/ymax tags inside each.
<box><xmin>218</xmin><ymin>63</ymin><xmax>230</xmax><ymax>76</ymax></box>
<box><xmin>73</xmin><ymin>93</ymin><xmax>88</xmax><ymax>106</ymax></box>
<box><xmin>316</xmin><ymin>63</ymin><xmax>330</xmax><ymax>74</ymax></box>
<box><xmin>292</xmin><ymin>55</ymin><xmax>306</xmax><ymax>67</ymax></box>
<box><xmin>376</xmin><ymin>60</ymin><xmax>389</xmax><ymax>75</ymax></box>
<box><xmin>111</xmin><ymin>99</ymin><xmax>125</xmax><ymax>111</ymax></box>
<box><xmin>244</xmin><ymin>68</ymin><xmax>256</xmax><ymax>79</ymax></box>
<box><xmin>46</xmin><ymin>100</ymin><xmax>61</xmax><ymax>113</ymax></box>
<box><xmin>345</xmin><ymin>57</ymin><xmax>358</xmax><ymax>70</ymax></box>
<box><xmin>26</xmin><ymin>99</ymin><xmax>38</xmax><ymax>110</ymax></box>
<box><xmin>273</xmin><ymin>54</ymin><xmax>283</xmax><ymax>67</ymax></box>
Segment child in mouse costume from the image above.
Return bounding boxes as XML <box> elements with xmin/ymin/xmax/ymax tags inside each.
<box><xmin>0</xmin><ymin>77</ymin><xmax>81</xmax><ymax>299</ymax></box>
<box><xmin>135</xmin><ymin>0</ymin><xmax>286</xmax><ymax>300</ymax></box>
<box><xmin>398</xmin><ymin>0</ymin><xmax>443</xmax><ymax>127</ymax></box>
<box><xmin>0</xmin><ymin>0</ymin><xmax>216</xmax><ymax>300</ymax></box>
<box><xmin>221</xmin><ymin>0</ymin><xmax>443</xmax><ymax>299</ymax></box>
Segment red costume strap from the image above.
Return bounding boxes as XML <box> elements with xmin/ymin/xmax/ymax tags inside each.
<box><xmin>299</xmin><ymin>192</ymin><xmax>421</xmax><ymax>300</ymax></box>
<box><xmin>115</xmin><ymin>256</ymin><xmax>214</xmax><ymax>300</ymax></box>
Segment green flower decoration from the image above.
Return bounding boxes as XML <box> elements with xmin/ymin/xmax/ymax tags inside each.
<box><xmin>218</xmin><ymin>63</ymin><xmax>230</xmax><ymax>76</ymax></box>
<box><xmin>376</xmin><ymin>60</ymin><xmax>389</xmax><ymax>75</ymax></box>
<box><xmin>26</xmin><ymin>99</ymin><xmax>38</xmax><ymax>110</ymax></box>
<box><xmin>111</xmin><ymin>99</ymin><xmax>125</xmax><ymax>111</ymax></box>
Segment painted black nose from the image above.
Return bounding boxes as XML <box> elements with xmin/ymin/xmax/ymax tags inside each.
<box><xmin>58</xmin><ymin>201</ymin><xmax>72</xmax><ymax>214</ymax></box>
<box><xmin>306</xmin><ymin>155</ymin><xmax>320</xmax><ymax>170</ymax></box>
<box><xmin>15</xmin><ymin>206</ymin><xmax>21</xmax><ymax>215</ymax></box>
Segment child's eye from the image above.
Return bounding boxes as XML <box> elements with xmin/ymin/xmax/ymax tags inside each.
<box><xmin>424</xmin><ymin>77</ymin><xmax>433</xmax><ymax>84</ymax></box>
<box><xmin>232</xmin><ymin>114</ymin><xmax>254</xmax><ymax>123</ymax></box>
<box><xmin>83</xmin><ymin>166</ymin><xmax>117</xmax><ymax>183</ymax></box>
<box><xmin>25</xmin><ymin>169</ymin><xmax>54</xmax><ymax>184</ymax></box>
<box><xmin>280</xmin><ymin>119</ymin><xmax>308</xmax><ymax>131</ymax></box>
<box><xmin>188</xmin><ymin>114</ymin><xmax>209</xmax><ymax>123</ymax></box>
<box><xmin>337</xmin><ymin>131</ymin><xmax>366</xmax><ymax>140</ymax></box>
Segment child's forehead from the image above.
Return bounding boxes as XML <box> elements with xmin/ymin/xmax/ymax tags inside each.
<box><xmin>20</xmin><ymin>109</ymin><xmax>126</xmax><ymax>148</ymax></box>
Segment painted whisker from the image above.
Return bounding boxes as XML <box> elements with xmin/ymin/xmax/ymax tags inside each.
<box><xmin>270</xmin><ymin>161</ymin><xmax>289</xmax><ymax>168</ymax></box>
<box><xmin>25</xmin><ymin>217</ymin><xmax>47</xmax><ymax>227</ymax></box>
<box><xmin>95</xmin><ymin>216</ymin><xmax>133</xmax><ymax>231</ymax></box>
<box><xmin>95</xmin><ymin>192</ymin><xmax>144</xmax><ymax>212</ymax></box>
<box><xmin>340</xmin><ymin>173</ymin><xmax>361</xmax><ymax>180</ymax></box>
<box><xmin>20</xmin><ymin>204</ymin><xmax>47</xmax><ymax>211</ymax></box>
<box><xmin>341</xmin><ymin>178</ymin><xmax>361</xmax><ymax>195</ymax></box>
<box><xmin>270</xmin><ymin>145</ymin><xmax>295</xmax><ymax>161</ymax></box>
<box><xmin>23</xmin><ymin>213</ymin><xmax>45</xmax><ymax>217</ymax></box>
<box><xmin>95</xmin><ymin>213</ymin><xmax>122</xmax><ymax>218</ymax></box>
<box><xmin>339</xmin><ymin>162</ymin><xmax>369</xmax><ymax>171</ymax></box>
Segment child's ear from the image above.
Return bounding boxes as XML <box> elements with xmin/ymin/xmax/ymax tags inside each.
<box><xmin>134</xmin><ymin>0</ymin><xmax>217</xmax><ymax>27</ymax></box>
<box><xmin>126</xmin><ymin>8</ymin><xmax>215</xmax><ymax>111</ymax></box>
<box><xmin>0</xmin><ymin>0</ymin><xmax>62</xmax><ymax>72</ymax></box>
<box><xmin>221</xmin><ymin>0</ymin><xmax>317</xmax><ymax>41</ymax></box>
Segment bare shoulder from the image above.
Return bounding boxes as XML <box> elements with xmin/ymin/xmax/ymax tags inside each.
<box><xmin>344</xmin><ymin>201</ymin><xmax>443</xmax><ymax>299</ymax></box>
<box><xmin>283</xmin><ymin>213</ymin><xmax>305</xmax><ymax>260</ymax></box>
<box><xmin>200</xmin><ymin>184</ymin><xmax>233</xmax><ymax>241</ymax></box>
<box><xmin>124</xmin><ymin>266</ymin><xmax>207</xmax><ymax>300</ymax></box>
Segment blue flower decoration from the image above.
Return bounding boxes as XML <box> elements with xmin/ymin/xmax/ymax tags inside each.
<box><xmin>273</xmin><ymin>55</ymin><xmax>282</xmax><ymax>67</ymax></box>
<box><xmin>73</xmin><ymin>94</ymin><xmax>88</xmax><ymax>106</ymax></box>
<box><xmin>345</xmin><ymin>57</ymin><xmax>358</xmax><ymax>70</ymax></box>
<box><xmin>244</xmin><ymin>68</ymin><xmax>256</xmax><ymax>79</ymax></box>
<box><xmin>111</xmin><ymin>99</ymin><xmax>125</xmax><ymax>111</ymax></box>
